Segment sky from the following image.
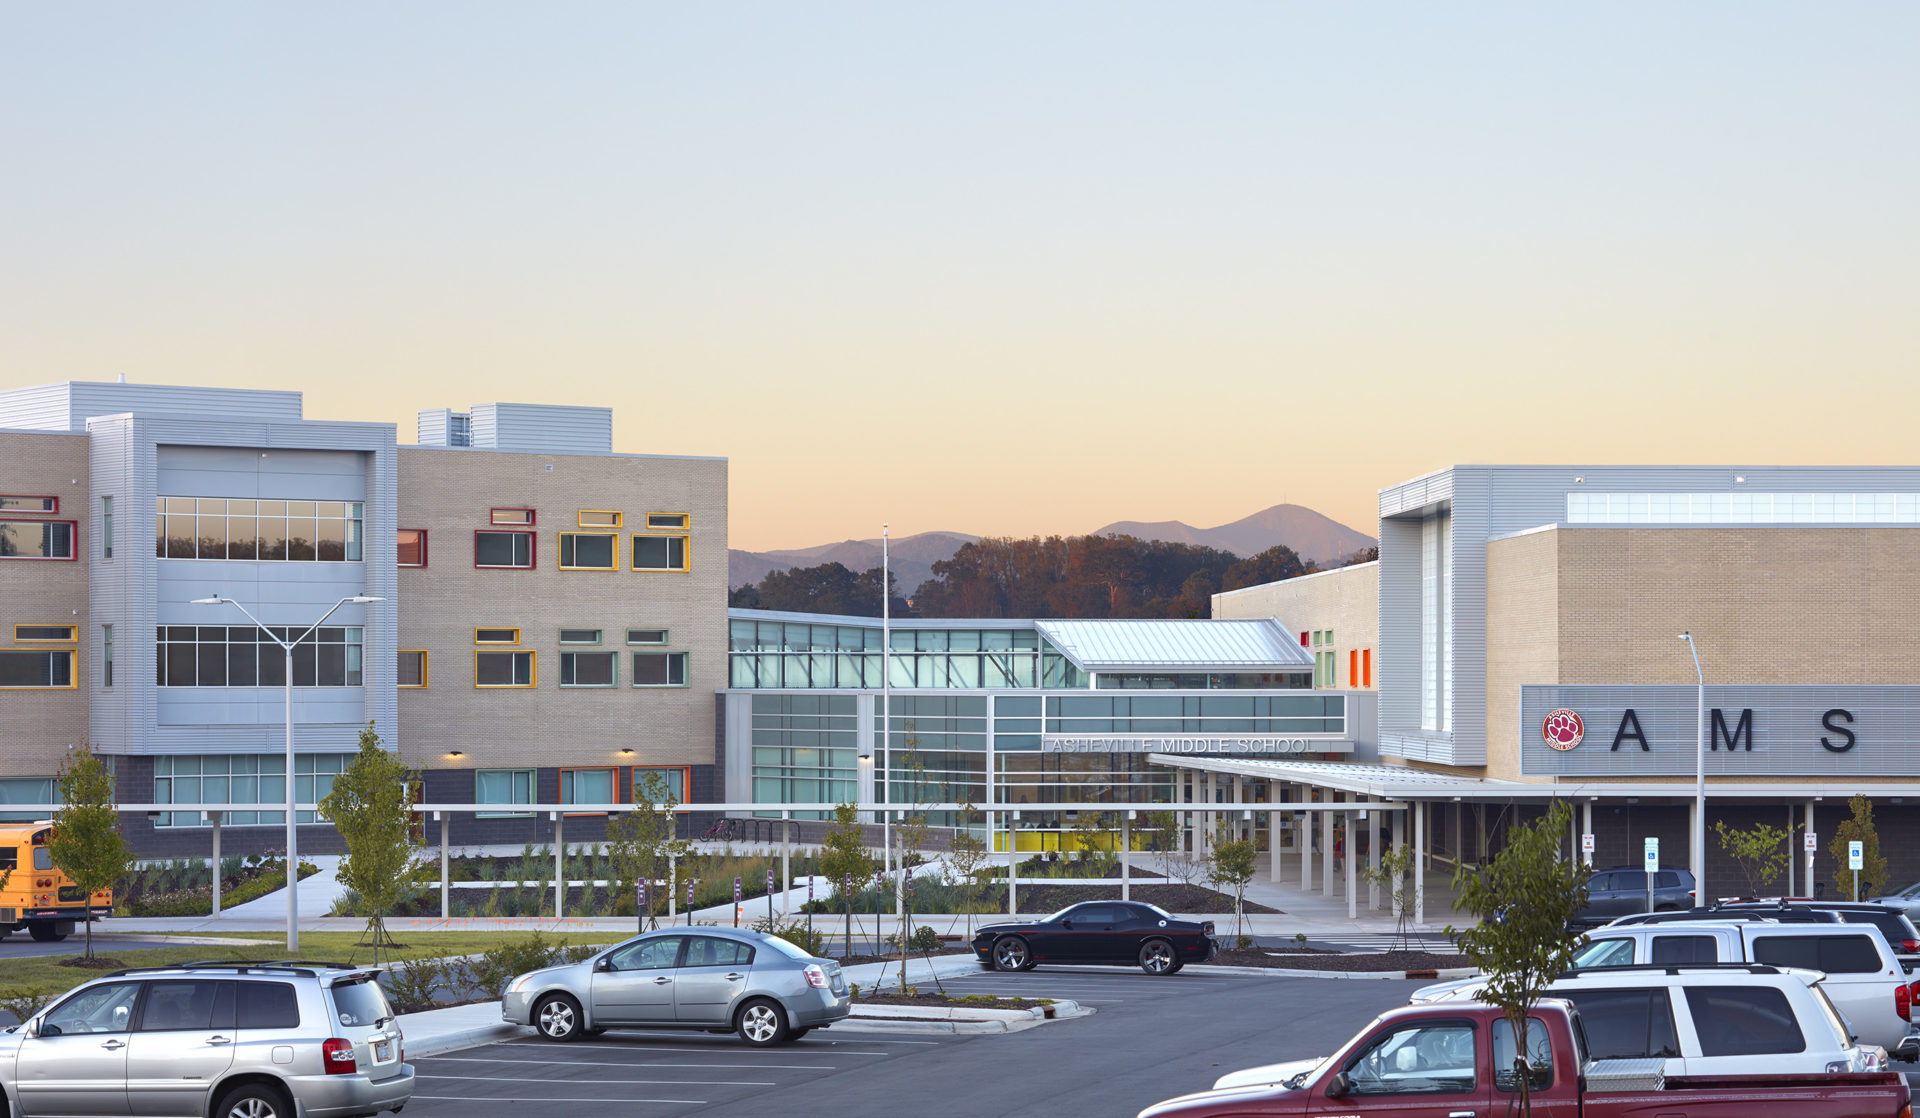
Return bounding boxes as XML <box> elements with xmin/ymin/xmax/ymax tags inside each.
<box><xmin>4</xmin><ymin>4</ymin><xmax>1916</xmax><ymax>551</ymax></box>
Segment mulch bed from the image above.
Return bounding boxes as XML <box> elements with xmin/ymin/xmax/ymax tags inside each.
<box><xmin>986</xmin><ymin>883</ymin><xmax>1280</xmax><ymax>915</ymax></box>
<box><xmin>855</xmin><ymin>992</ymin><xmax>1050</xmax><ymax>1011</ymax></box>
<box><xmin>1209</xmin><ymin>947</ymin><xmax>1469</xmax><ymax>972</ymax></box>
<box><xmin>830</xmin><ymin>948</ymin><xmax>974</xmax><ymax>967</ymax></box>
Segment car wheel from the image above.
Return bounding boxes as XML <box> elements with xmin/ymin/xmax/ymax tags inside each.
<box><xmin>27</xmin><ymin>925</ymin><xmax>65</xmax><ymax>943</ymax></box>
<box><xmin>737</xmin><ymin>998</ymin><xmax>789</xmax><ymax>1047</ymax></box>
<box><xmin>992</xmin><ymin>936</ymin><xmax>1033</xmax><ymax>972</ymax></box>
<box><xmin>215</xmin><ymin>1082</ymin><xmax>293</xmax><ymax>1118</ymax></box>
<box><xmin>1139</xmin><ymin>939</ymin><xmax>1177</xmax><ymax>975</ymax></box>
<box><xmin>534</xmin><ymin>994</ymin><xmax>584</xmax><ymax>1042</ymax></box>
<box><xmin>788</xmin><ymin>1028</ymin><xmax>811</xmax><ymax>1040</ymax></box>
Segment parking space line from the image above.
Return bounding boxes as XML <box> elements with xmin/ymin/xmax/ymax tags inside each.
<box><xmin>492</xmin><ymin>1041</ymin><xmax>898</xmax><ymax>1055</ymax></box>
<box><xmin>412</xmin><ymin>1095</ymin><xmax>704</xmax><ymax>1105</ymax></box>
<box><xmin>418</xmin><ymin>1074</ymin><xmax>774</xmax><ymax>1086</ymax></box>
<box><xmin>424</xmin><ymin>1056</ymin><xmax>839</xmax><ymax>1071</ymax></box>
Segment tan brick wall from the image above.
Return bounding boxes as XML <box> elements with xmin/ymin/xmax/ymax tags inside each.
<box><xmin>394</xmin><ymin>447</ymin><xmax>727</xmax><ymax>776</ymax></box>
<box><xmin>1212</xmin><ymin>562</ymin><xmax>1378</xmax><ymax>688</ymax></box>
<box><xmin>1485</xmin><ymin>529</ymin><xmax>1559</xmax><ymax>782</ymax></box>
<box><xmin>0</xmin><ymin>431</ymin><xmax>91</xmax><ymax>779</ymax></box>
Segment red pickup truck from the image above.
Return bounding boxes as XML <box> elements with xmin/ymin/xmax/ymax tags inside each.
<box><xmin>1140</xmin><ymin>1000</ymin><xmax>1913</xmax><ymax>1118</ymax></box>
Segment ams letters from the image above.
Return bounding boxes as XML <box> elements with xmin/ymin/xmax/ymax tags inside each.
<box><xmin>1607</xmin><ymin>707</ymin><xmax>1858</xmax><ymax>753</ymax></box>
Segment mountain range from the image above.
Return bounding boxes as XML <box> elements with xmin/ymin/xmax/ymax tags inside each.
<box><xmin>727</xmin><ymin>503</ymin><xmax>1375</xmax><ymax>592</ymax></box>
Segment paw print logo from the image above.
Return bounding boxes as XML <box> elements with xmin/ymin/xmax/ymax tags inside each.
<box><xmin>1541</xmin><ymin>709</ymin><xmax>1585</xmax><ymax>751</ymax></box>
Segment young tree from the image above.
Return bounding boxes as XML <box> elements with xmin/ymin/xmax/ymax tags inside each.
<box><xmin>1205</xmin><ymin>824</ymin><xmax>1258</xmax><ymax>943</ymax></box>
<box><xmin>1145</xmin><ymin>810</ymin><xmax>1204</xmax><ymax>900</ymax></box>
<box><xmin>48</xmin><ymin>745</ymin><xmax>134</xmax><ymax>961</ymax></box>
<box><xmin>945</xmin><ymin>805</ymin><xmax>992</xmax><ymax>940</ymax></box>
<box><xmin>1713</xmin><ymin>820</ymin><xmax>1792</xmax><ymax>899</ymax></box>
<box><xmin>1446</xmin><ymin>801</ymin><xmax>1590</xmax><ymax>1118</ymax></box>
<box><xmin>819</xmin><ymin>803</ymin><xmax>876</xmax><ymax>961</ymax></box>
<box><xmin>1070</xmin><ymin>810</ymin><xmax>1112</xmax><ymax>867</ymax></box>
<box><xmin>1362</xmin><ymin>844</ymin><xmax>1420</xmax><ymax>952</ymax></box>
<box><xmin>1831</xmin><ymin>795</ymin><xmax>1890</xmax><ymax>900</ymax></box>
<box><xmin>318</xmin><ymin>723</ymin><xmax>422</xmax><ymax>957</ymax></box>
<box><xmin>606</xmin><ymin>770</ymin><xmax>694</xmax><ymax>929</ymax></box>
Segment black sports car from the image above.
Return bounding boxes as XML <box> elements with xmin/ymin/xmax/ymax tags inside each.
<box><xmin>971</xmin><ymin>900</ymin><xmax>1215</xmax><ymax>975</ymax></box>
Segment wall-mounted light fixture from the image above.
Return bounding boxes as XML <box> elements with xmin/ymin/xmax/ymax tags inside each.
<box><xmin>449</xmin><ymin>750</ymin><xmax>465</xmax><ymax>758</ymax></box>
<box><xmin>620</xmin><ymin>748</ymin><xmax>635</xmax><ymax>756</ymax></box>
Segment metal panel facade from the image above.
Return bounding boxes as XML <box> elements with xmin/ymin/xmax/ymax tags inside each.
<box><xmin>1522</xmin><ymin>683</ymin><xmax>1920</xmax><ymax>777</ymax></box>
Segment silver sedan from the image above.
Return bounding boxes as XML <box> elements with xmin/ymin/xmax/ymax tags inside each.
<box><xmin>501</xmin><ymin>927</ymin><xmax>850</xmax><ymax>1047</ymax></box>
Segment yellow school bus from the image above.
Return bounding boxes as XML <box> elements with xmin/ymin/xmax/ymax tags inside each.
<box><xmin>0</xmin><ymin>822</ymin><xmax>113</xmax><ymax>942</ymax></box>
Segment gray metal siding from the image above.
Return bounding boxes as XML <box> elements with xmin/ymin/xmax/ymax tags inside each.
<box><xmin>1375</xmin><ymin>517</ymin><xmax>1424</xmax><ymax>754</ymax></box>
<box><xmin>0</xmin><ymin>384</ymin><xmax>73</xmax><ymax>430</ymax></box>
<box><xmin>88</xmin><ymin>416</ymin><xmax>399</xmax><ymax>757</ymax></box>
<box><xmin>417</xmin><ymin>409</ymin><xmax>455</xmax><ymax>446</ymax></box>
<box><xmin>470</xmin><ymin>403</ymin><xmax>614</xmax><ymax>455</ymax></box>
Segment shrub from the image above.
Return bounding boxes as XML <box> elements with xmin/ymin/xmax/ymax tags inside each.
<box><xmin>0</xmin><ymin>990</ymin><xmax>53</xmax><ymax>1027</ymax></box>
<box><xmin>385</xmin><ymin>955</ymin><xmax>447</xmax><ymax>1013</ymax></box>
<box><xmin>457</xmin><ymin>931</ymin><xmax>565</xmax><ymax>999</ymax></box>
<box><xmin>753</xmin><ymin>917</ymin><xmax>824</xmax><ymax>957</ymax></box>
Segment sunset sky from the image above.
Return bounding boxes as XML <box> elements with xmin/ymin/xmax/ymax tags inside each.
<box><xmin>5</xmin><ymin>4</ymin><xmax>1916</xmax><ymax>551</ymax></box>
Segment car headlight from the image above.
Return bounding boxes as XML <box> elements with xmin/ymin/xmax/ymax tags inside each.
<box><xmin>507</xmin><ymin>974</ymin><xmax>534</xmax><ymax>994</ymax></box>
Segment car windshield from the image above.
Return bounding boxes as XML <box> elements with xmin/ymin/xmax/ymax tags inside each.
<box><xmin>1044</xmin><ymin>906</ymin><xmax>1080</xmax><ymax>922</ymax></box>
<box><xmin>762</xmin><ymin>935</ymin><xmax>813</xmax><ymax>960</ymax></box>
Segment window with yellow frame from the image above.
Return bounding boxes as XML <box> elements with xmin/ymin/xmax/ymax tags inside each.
<box><xmin>558</xmin><ymin>532</ymin><xmax>618</xmax><ymax>570</ymax></box>
<box><xmin>475</xmin><ymin>650</ymin><xmax>535</xmax><ymax>688</ymax></box>
<box><xmin>13</xmin><ymin>624</ymin><xmax>77</xmax><ymax>642</ymax></box>
<box><xmin>0</xmin><ymin>647</ymin><xmax>76</xmax><ymax>688</ymax></box>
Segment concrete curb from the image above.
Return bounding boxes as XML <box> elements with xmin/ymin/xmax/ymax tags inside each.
<box><xmin>1177</xmin><ymin>964</ymin><xmax>1479</xmax><ymax>981</ymax></box>
<box><xmin>838</xmin><ymin>1000</ymin><xmax>1091</xmax><ymax>1034</ymax></box>
<box><xmin>408</xmin><ymin>1021</ymin><xmax>530</xmax><ymax>1057</ymax></box>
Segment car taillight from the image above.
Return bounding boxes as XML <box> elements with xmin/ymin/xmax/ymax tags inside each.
<box><xmin>1897</xmin><ymin>984</ymin><xmax>1913</xmax><ymax>1023</ymax></box>
<box><xmin>1904</xmin><ymin>939</ymin><xmax>1918</xmax><ymax>954</ymax></box>
<box><xmin>322</xmin><ymin>1038</ymin><xmax>358</xmax><ymax>1075</ymax></box>
<box><xmin>804</xmin><ymin>964</ymin><xmax>829</xmax><ymax>989</ymax></box>
<box><xmin>1202</xmin><ymin>922</ymin><xmax>1214</xmax><ymax>936</ymax></box>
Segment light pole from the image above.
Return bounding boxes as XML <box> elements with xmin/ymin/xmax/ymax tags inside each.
<box><xmin>193</xmin><ymin>593</ymin><xmax>384</xmax><ymax>951</ymax></box>
<box><xmin>1680</xmin><ymin>631</ymin><xmax>1705</xmax><ymax>906</ymax></box>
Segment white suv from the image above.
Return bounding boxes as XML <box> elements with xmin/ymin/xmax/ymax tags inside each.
<box><xmin>1412</xmin><ymin>918</ymin><xmax>1919</xmax><ymax>1057</ymax></box>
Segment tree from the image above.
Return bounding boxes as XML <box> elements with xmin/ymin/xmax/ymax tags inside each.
<box><xmin>1069</xmin><ymin>810</ymin><xmax>1112</xmax><ymax>866</ymax></box>
<box><xmin>945</xmin><ymin>806</ymin><xmax>992</xmax><ymax>940</ymax></box>
<box><xmin>1205</xmin><ymin>824</ymin><xmax>1258</xmax><ymax>943</ymax></box>
<box><xmin>1713</xmin><ymin>820</ymin><xmax>1792</xmax><ymax>898</ymax></box>
<box><xmin>1221</xmin><ymin>545</ymin><xmax>1310</xmax><ymax>592</ymax></box>
<box><xmin>1831</xmin><ymin>795</ymin><xmax>1889</xmax><ymax>900</ymax></box>
<box><xmin>318</xmin><ymin>724</ymin><xmax>422</xmax><ymax>958</ymax></box>
<box><xmin>819</xmin><ymin>803</ymin><xmax>877</xmax><ymax>961</ymax></box>
<box><xmin>1144</xmin><ymin>811</ymin><xmax>1205</xmax><ymax>898</ymax></box>
<box><xmin>48</xmin><ymin>745</ymin><xmax>134</xmax><ymax>961</ymax></box>
<box><xmin>1362</xmin><ymin>843</ymin><xmax>1420</xmax><ymax>952</ymax></box>
<box><xmin>1446</xmin><ymin>801</ymin><xmax>1590</xmax><ymax>1117</ymax></box>
<box><xmin>606</xmin><ymin>770</ymin><xmax>694</xmax><ymax>928</ymax></box>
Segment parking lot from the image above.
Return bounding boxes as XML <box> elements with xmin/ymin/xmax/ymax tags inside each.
<box><xmin>407</xmin><ymin>969</ymin><xmax>1417</xmax><ymax>1118</ymax></box>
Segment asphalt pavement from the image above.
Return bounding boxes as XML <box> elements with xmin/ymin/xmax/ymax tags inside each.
<box><xmin>401</xmin><ymin>970</ymin><xmax>1419</xmax><ymax>1117</ymax></box>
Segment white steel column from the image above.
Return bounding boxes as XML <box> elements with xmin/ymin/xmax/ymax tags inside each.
<box><xmin>1389</xmin><ymin>805</ymin><xmax>1405</xmax><ymax>917</ymax></box>
<box><xmin>1322</xmin><ymin>794</ymin><xmax>1336</xmax><ymax>898</ymax></box>
<box><xmin>1268</xmin><ymin>780</ymin><xmax>1282</xmax><ymax>883</ymax></box>
<box><xmin>438</xmin><ymin>813</ymin><xmax>448</xmax><ymax>920</ymax></box>
<box><xmin>1367</xmin><ymin>798</ymin><xmax>1381</xmax><ymax>912</ymax></box>
<box><xmin>1299</xmin><ymin>785</ymin><xmax>1312</xmax><ymax>890</ymax></box>
<box><xmin>1121</xmin><ymin>812</ymin><xmax>1131</xmax><ymax>901</ymax></box>
<box><xmin>1785</xmin><ymin>803</ymin><xmax>1794</xmax><ymax>897</ymax></box>
<box><xmin>1413</xmin><ymin>801</ymin><xmax>1426</xmax><ymax>926</ymax></box>
<box><xmin>1345</xmin><ymin>810</ymin><xmax>1358</xmax><ymax>919</ymax></box>
<box><xmin>554</xmin><ymin>812</ymin><xmax>565</xmax><ymax>918</ymax></box>
<box><xmin>210</xmin><ymin>812</ymin><xmax>223</xmax><ymax>917</ymax></box>
<box><xmin>1583</xmin><ymin>800</ymin><xmax>1594</xmax><ymax>867</ymax></box>
<box><xmin>1805</xmin><ymin>801</ymin><xmax>1816</xmax><ymax>897</ymax></box>
<box><xmin>782</xmin><ymin>811</ymin><xmax>792</xmax><ymax>918</ymax></box>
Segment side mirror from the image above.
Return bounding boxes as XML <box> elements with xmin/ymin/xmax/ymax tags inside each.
<box><xmin>31</xmin><ymin>1020</ymin><xmax>53</xmax><ymax>1038</ymax></box>
<box><xmin>1324</xmin><ymin>1072</ymin><xmax>1351</xmax><ymax>1099</ymax></box>
<box><xmin>594</xmin><ymin>957</ymin><xmax>612</xmax><ymax>972</ymax></box>
<box><xmin>1061</xmin><ymin>920</ymin><xmax>1073</xmax><ymax>929</ymax></box>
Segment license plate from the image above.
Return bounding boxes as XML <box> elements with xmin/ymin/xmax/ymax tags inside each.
<box><xmin>374</xmin><ymin>1042</ymin><xmax>391</xmax><ymax>1061</ymax></box>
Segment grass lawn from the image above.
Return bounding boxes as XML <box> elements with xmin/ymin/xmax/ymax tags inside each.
<box><xmin>0</xmin><ymin>930</ymin><xmax>621</xmax><ymax>999</ymax></box>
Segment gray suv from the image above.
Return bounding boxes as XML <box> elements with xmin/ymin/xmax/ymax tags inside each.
<box><xmin>1572</xmin><ymin>866</ymin><xmax>1698</xmax><ymax>926</ymax></box>
<box><xmin>0</xmin><ymin>961</ymin><xmax>412</xmax><ymax>1118</ymax></box>
<box><xmin>502</xmin><ymin>926</ymin><xmax>850</xmax><ymax>1046</ymax></box>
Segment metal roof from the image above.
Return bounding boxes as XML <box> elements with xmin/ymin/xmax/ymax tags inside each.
<box><xmin>1033</xmin><ymin>618</ymin><xmax>1314</xmax><ymax>672</ymax></box>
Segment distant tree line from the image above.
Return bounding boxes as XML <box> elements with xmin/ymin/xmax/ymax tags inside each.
<box><xmin>727</xmin><ymin>534</ymin><xmax>1378</xmax><ymax>619</ymax></box>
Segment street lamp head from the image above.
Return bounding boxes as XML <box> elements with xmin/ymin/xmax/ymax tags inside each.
<box><xmin>1679</xmin><ymin>631</ymin><xmax>1691</xmax><ymax>641</ymax></box>
<box><xmin>345</xmin><ymin>596</ymin><xmax>384</xmax><ymax>604</ymax></box>
<box><xmin>190</xmin><ymin>596</ymin><xmax>228</xmax><ymax>605</ymax></box>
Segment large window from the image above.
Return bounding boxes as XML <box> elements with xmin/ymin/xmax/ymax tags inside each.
<box><xmin>476</xmin><ymin>650</ymin><xmax>534</xmax><ymax>687</ymax></box>
<box><xmin>559</xmin><ymin>533</ymin><xmax>617</xmax><ymax>570</ymax></box>
<box><xmin>632</xmin><ymin>534</ymin><xmax>687</xmax><ymax>571</ymax></box>
<box><xmin>632</xmin><ymin>651</ymin><xmax>688</xmax><ymax>687</ymax></box>
<box><xmin>151</xmin><ymin>753</ymin><xmax>349</xmax><ymax>827</ymax></box>
<box><xmin>156</xmin><ymin>626</ymin><xmax>363</xmax><ymax>687</ymax></box>
<box><xmin>0</xmin><ymin>776</ymin><xmax>55</xmax><ymax>822</ymax></box>
<box><xmin>475</xmin><ymin>530</ymin><xmax>534</xmax><ymax>569</ymax></box>
<box><xmin>0</xmin><ymin>519</ymin><xmax>76</xmax><ymax>560</ymax></box>
<box><xmin>632</xmin><ymin>766</ymin><xmax>687</xmax><ymax>803</ymax></box>
<box><xmin>398</xmin><ymin>650</ymin><xmax>427</xmax><ymax>688</ymax></box>
<box><xmin>560</xmin><ymin>767</ymin><xmax>616</xmax><ymax>808</ymax></box>
<box><xmin>0</xmin><ymin>649</ymin><xmax>76</xmax><ymax>688</ymax></box>
<box><xmin>155</xmin><ymin>499</ymin><xmax>363</xmax><ymax>562</ymax></box>
<box><xmin>475</xmin><ymin>768</ymin><xmax>535</xmax><ymax>818</ymax></box>
<box><xmin>397</xmin><ymin>529</ymin><xmax>427</xmax><ymax>567</ymax></box>
<box><xmin>561</xmin><ymin>651</ymin><xmax>617</xmax><ymax>687</ymax></box>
